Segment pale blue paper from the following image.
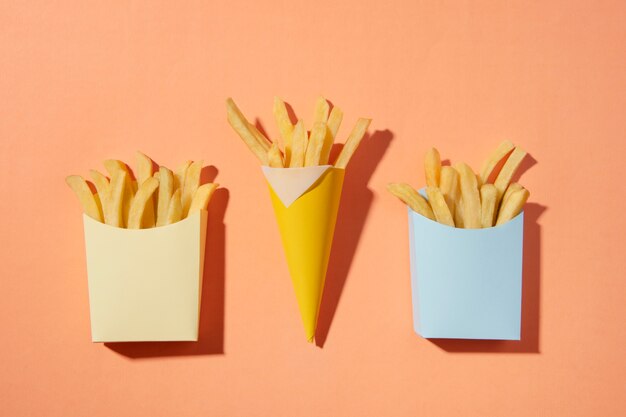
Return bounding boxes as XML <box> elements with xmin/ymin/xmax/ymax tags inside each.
<box><xmin>408</xmin><ymin>190</ymin><xmax>524</xmax><ymax>340</ymax></box>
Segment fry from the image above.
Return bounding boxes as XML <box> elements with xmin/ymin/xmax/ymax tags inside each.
<box><xmin>103</xmin><ymin>159</ymin><xmax>134</xmax><ymax>227</ymax></box>
<box><xmin>387</xmin><ymin>183</ymin><xmax>435</xmax><ymax>220</ymax></box>
<box><xmin>480</xmin><ymin>184</ymin><xmax>497</xmax><ymax>228</ymax></box>
<box><xmin>127</xmin><ymin>177</ymin><xmax>159</xmax><ymax>229</ymax></box>
<box><xmin>156</xmin><ymin>166</ymin><xmax>174</xmax><ymax>226</ymax></box>
<box><xmin>65</xmin><ymin>175</ymin><xmax>103</xmax><ymax>222</ymax></box>
<box><xmin>439</xmin><ymin>166</ymin><xmax>459</xmax><ymax>218</ymax></box>
<box><xmin>174</xmin><ymin>160</ymin><xmax>191</xmax><ymax>192</ymax></box>
<box><xmin>426</xmin><ymin>187</ymin><xmax>454</xmax><ymax>226</ymax></box>
<box><xmin>494</xmin><ymin>147</ymin><xmax>527</xmax><ymax>203</ymax></box>
<box><xmin>267</xmin><ymin>142</ymin><xmax>284</xmax><ymax>168</ymax></box>
<box><xmin>313</xmin><ymin>96</ymin><xmax>329</xmax><ymax>124</ymax></box>
<box><xmin>273</xmin><ymin>96</ymin><xmax>294</xmax><ymax>165</ymax></box>
<box><xmin>226</xmin><ymin>98</ymin><xmax>268</xmax><ymax>164</ymax></box>
<box><xmin>182</xmin><ymin>160</ymin><xmax>202</xmax><ymax>217</ymax></box>
<box><xmin>479</xmin><ymin>140</ymin><xmax>515</xmax><ymax>185</ymax></box>
<box><xmin>454</xmin><ymin>196</ymin><xmax>465</xmax><ymax>228</ymax></box>
<box><xmin>334</xmin><ymin>118</ymin><xmax>371</xmax><ymax>169</ymax></box>
<box><xmin>105</xmin><ymin>170</ymin><xmax>126</xmax><ymax>227</ymax></box>
<box><xmin>496</xmin><ymin>188</ymin><xmax>529</xmax><ymax>225</ymax></box>
<box><xmin>501</xmin><ymin>182</ymin><xmax>524</xmax><ymax>209</ymax></box>
<box><xmin>424</xmin><ymin>147</ymin><xmax>441</xmax><ymax>187</ymax></box>
<box><xmin>166</xmin><ymin>189</ymin><xmax>183</xmax><ymax>225</ymax></box>
<box><xmin>456</xmin><ymin>163</ymin><xmax>481</xmax><ymax>228</ymax></box>
<box><xmin>327</xmin><ymin>106</ymin><xmax>343</xmax><ymax>139</ymax></box>
<box><xmin>135</xmin><ymin>152</ymin><xmax>155</xmax><ymax>228</ymax></box>
<box><xmin>189</xmin><ymin>183</ymin><xmax>219</xmax><ymax>213</ymax></box>
<box><xmin>304</xmin><ymin>121</ymin><xmax>327</xmax><ymax>166</ymax></box>
<box><xmin>89</xmin><ymin>169</ymin><xmax>109</xmax><ymax>206</ymax></box>
<box><xmin>249</xmin><ymin>123</ymin><xmax>272</xmax><ymax>151</ymax></box>
<box><xmin>289</xmin><ymin>120</ymin><xmax>307</xmax><ymax>168</ymax></box>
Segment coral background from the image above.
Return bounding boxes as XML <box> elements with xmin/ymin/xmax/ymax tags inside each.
<box><xmin>1</xmin><ymin>1</ymin><xmax>625</xmax><ymax>416</ymax></box>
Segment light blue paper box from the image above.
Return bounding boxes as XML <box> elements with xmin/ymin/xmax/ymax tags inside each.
<box><xmin>408</xmin><ymin>192</ymin><xmax>524</xmax><ymax>340</ymax></box>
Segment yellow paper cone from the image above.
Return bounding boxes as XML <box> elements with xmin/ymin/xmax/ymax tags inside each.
<box><xmin>266</xmin><ymin>167</ymin><xmax>345</xmax><ymax>342</ymax></box>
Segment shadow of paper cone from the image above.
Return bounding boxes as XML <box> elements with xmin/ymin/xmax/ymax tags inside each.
<box><xmin>264</xmin><ymin>167</ymin><xmax>344</xmax><ymax>342</ymax></box>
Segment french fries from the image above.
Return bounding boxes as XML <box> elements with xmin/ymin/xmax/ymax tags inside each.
<box><xmin>479</xmin><ymin>140</ymin><xmax>515</xmax><ymax>185</ymax></box>
<box><xmin>494</xmin><ymin>147</ymin><xmax>527</xmax><ymax>203</ymax></box>
<box><xmin>66</xmin><ymin>175</ymin><xmax>103</xmax><ymax>222</ymax></box>
<box><xmin>424</xmin><ymin>148</ymin><xmax>441</xmax><ymax>187</ymax></box>
<box><xmin>426</xmin><ymin>187</ymin><xmax>454</xmax><ymax>227</ymax></box>
<box><xmin>496</xmin><ymin>187</ymin><xmax>529</xmax><ymax>225</ymax></box>
<box><xmin>480</xmin><ymin>184</ymin><xmax>497</xmax><ymax>228</ymax></box>
<box><xmin>456</xmin><ymin>163</ymin><xmax>482</xmax><ymax>229</ymax></box>
<box><xmin>67</xmin><ymin>153</ymin><xmax>218</xmax><ymax>229</ymax></box>
<box><xmin>304</xmin><ymin>122</ymin><xmax>327</xmax><ymax>167</ymax></box>
<box><xmin>334</xmin><ymin>118</ymin><xmax>372</xmax><ymax>169</ymax></box>
<box><xmin>388</xmin><ymin>142</ymin><xmax>533</xmax><ymax>228</ymax></box>
<box><xmin>387</xmin><ymin>183</ymin><xmax>435</xmax><ymax>220</ymax></box>
<box><xmin>227</xmin><ymin>97</ymin><xmax>371</xmax><ymax>169</ymax></box>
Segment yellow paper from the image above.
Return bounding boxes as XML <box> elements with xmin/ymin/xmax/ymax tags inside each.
<box><xmin>82</xmin><ymin>211</ymin><xmax>207</xmax><ymax>342</ymax></box>
<box><xmin>265</xmin><ymin>167</ymin><xmax>345</xmax><ymax>341</ymax></box>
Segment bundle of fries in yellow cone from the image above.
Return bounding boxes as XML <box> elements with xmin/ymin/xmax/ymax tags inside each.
<box><xmin>226</xmin><ymin>96</ymin><xmax>371</xmax><ymax>342</ymax></box>
<box><xmin>388</xmin><ymin>141</ymin><xmax>530</xmax><ymax>228</ymax></box>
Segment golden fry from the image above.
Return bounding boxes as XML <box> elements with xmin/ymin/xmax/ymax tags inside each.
<box><xmin>387</xmin><ymin>183</ymin><xmax>435</xmax><ymax>220</ymax></box>
<box><xmin>156</xmin><ymin>166</ymin><xmax>174</xmax><ymax>227</ymax></box>
<box><xmin>496</xmin><ymin>188</ymin><xmax>529</xmax><ymax>225</ymax></box>
<box><xmin>501</xmin><ymin>182</ymin><xmax>524</xmax><ymax>209</ymax></box>
<box><xmin>426</xmin><ymin>186</ymin><xmax>454</xmax><ymax>227</ymax></box>
<box><xmin>103</xmin><ymin>159</ymin><xmax>134</xmax><ymax>227</ymax></box>
<box><xmin>494</xmin><ymin>147</ymin><xmax>527</xmax><ymax>203</ymax></box>
<box><xmin>89</xmin><ymin>170</ymin><xmax>109</xmax><ymax>207</ymax></box>
<box><xmin>273</xmin><ymin>97</ymin><xmax>294</xmax><ymax>165</ymax></box>
<box><xmin>65</xmin><ymin>175</ymin><xmax>103</xmax><ymax>222</ymax></box>
<box><xmin>327</xmin><ymin>106</ymin><xmax>343</xmax><ymax>139</ymax></box>
<box><xmin>174</xmin><ymin>160</ymin><xmax>191</xmax><ymax>192</ymax></box>
<box><xmin>456</xmin><ymin>163</ymin><xmax>481</xmax><ymax>228</ymax></box>
<box><xmin>249</xmin><ymin>123</ymin><xmax>272</xmax><ymax>152</ymax></box>
<box><xmin>105</xmin><ymin>170</ymin><xmax>127</xmax><ymax>227</ymax></box>
<box><xmin>439</xmin><ymin>166</ymin><xmax>459</xmax><ymax>218</ymax></box>
<box><xmin>289</xmin><ymin>120</ymin><xmax>307</xmax><ymax>168</ymax></box>
<box><xmin>135</xmin><ymin>152</ymin><xmax>155</xmax><ymax>228</ymax></box>
<box><xmin>182</xmin><ymin>160</ymin><xmax>202</xmax><ymax>217</ymax></box>
<box><xmin>424</xmin><ymin>147</ymin><xmax>441</xmax><ymax>187</ymax></box>
<box><xmin>313</xmin><ymin>96</ymin><xmax>330</xmax><ymax>125</ymax></box>
<box><xmin>127</xmin><ymin>177</ymin><xmax>159</xmax><ymax>229</ymax></box>
<box><xmin>267</xmin><ymin>143</ymin><xmax>284</xmax><ymax>168</ymax></box>
<box><xmin>226</xmin><ymin>98</ymin><xmax>268</xmax><ymax>164</ymax></box>
<box><xmin>334</xmin><ymin>118</ymin><xmax>371</xmax><ymax>169</ymax></box>
<box><xmin>454</xmin><ymin>196</ymin><xmax>464</xmax><ymax>228</ymax></box>
<box><xmin>166</xmin><ymin>189</ymin><xmax>183</xmax><ymax>225</ymax></box>
<box><xmin>480</xmin><ymin>184</ymin><xmax>497</xmax><ymax>228</ymax></box>
<box><xmin>189</xmin><ymin>183</ymin><xmax>219</xmax><ymax>213</ymax></box>
<box><xmin>479</xmin><ymin>140</ymin><xmax>515</xmax><ymax>185</ymax></box>
<box><xmin>304</xmin><ymin>121</ymin><xmax>327</xmax><ymax>167</ymax></box>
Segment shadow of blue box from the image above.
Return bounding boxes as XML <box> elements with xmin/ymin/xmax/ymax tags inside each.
<box><xmin>408</xmin><ymin>192</ymin><xmax>524</xmax><ymax>340</ymax></box>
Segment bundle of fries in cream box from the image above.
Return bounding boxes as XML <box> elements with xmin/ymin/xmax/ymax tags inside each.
<box><xmin>388</xmin><ymin>141</ymin><xmax>530</xmax><ymax>228</ymax></box>
<box><xmin>66</xmin><ymin>153</ymin><xmax>218</xmax><ymax>228</ymax></box>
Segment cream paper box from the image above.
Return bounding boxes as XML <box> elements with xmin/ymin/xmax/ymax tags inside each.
<box><xmin>262</xmin><ymin>165</ymin><xmax>344</xmax><ymax>342</ymax></box>
<box><xmin>408</xmin><ymin>189</ymin><xmax>524</xmax><ymax>340</ymax></box>
<box><xmin>82</xmin><ymin>211</ymin><xmax>207</xmax><ymax>342</ymax></box>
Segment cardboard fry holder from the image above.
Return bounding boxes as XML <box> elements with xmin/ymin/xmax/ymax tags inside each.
<box><xmin>262</xmin><ymin>166</ymin><xmax>344</xmax><ymax>342</ymax></box>
<box><xmin>408</xmin><ymin>189</ymin><xmax>523</xmax><ymax>340</ymax></box>
<box><xmin>82</xmin><ymin>211</ymin><xmax>207</xmax><ymax>342</ymax></box>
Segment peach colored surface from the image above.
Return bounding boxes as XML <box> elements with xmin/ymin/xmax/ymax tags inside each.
<box><xmin>1</xmin><ymin>1</ymin><xmax>625</xmax><ymax>416</ymax></box>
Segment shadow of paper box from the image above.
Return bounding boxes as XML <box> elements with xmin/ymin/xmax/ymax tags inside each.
<box><xmin>82</xmin><ymin>211</ymin><xmax>207</xmax><ymax>342</ymax></box>
<box><xmin>408</xmin><ymin>189</ymin><xmax>523</xmax><ymax>340</ymax></box>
